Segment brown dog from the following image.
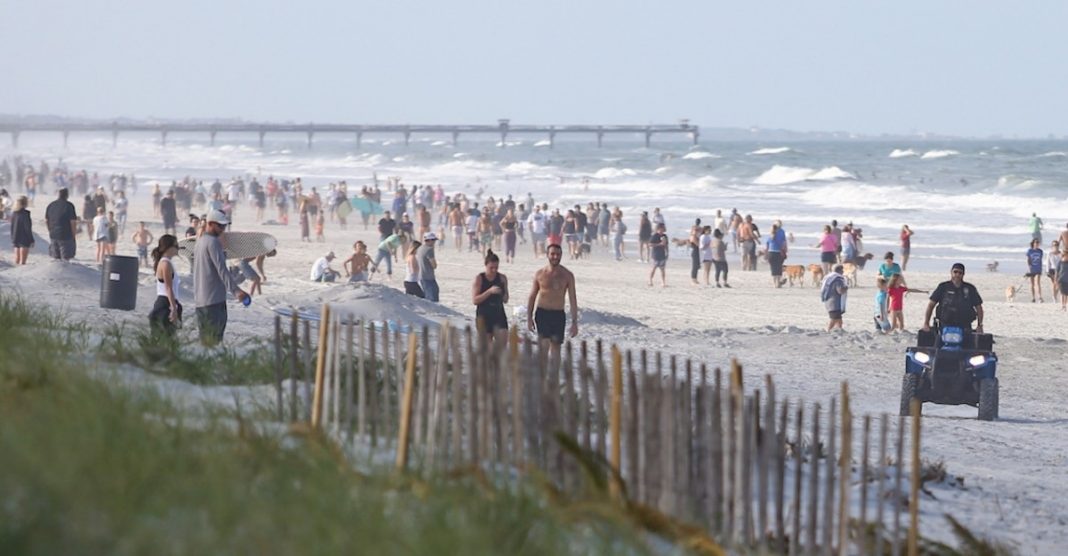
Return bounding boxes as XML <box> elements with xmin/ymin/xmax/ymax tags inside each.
<box><xmin>808</xmin><ymin>264</ymin><xmax>825</xmax><ymax>286</ymax></box>
<box><xmin>783</xmin><ymin>264</ymin><xmax>806</xmax><ymax>286</ymax></box>
<box><xmin>672</xmin><ymin>237</ymin><xmax>692</xmax><ymax>248</ymax></box>
<box><xmin>842</xmin><ymin>263</ymin><xmax>859</xmax><ymax>287</ymax></box>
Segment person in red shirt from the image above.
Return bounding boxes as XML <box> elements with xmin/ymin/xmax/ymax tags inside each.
<box><xmin>900</xmin><ymin>225</ymin><xmax>914</xmax><ymax>271</ymax></box>
<box><xmin>887</xmin><ymin>273</ymin><xmax>928</xmax><ymax>331</ymax></box>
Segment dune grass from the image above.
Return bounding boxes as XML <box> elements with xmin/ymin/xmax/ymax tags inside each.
<box><xmin>0</xmin><ymin>295</ymin><xmax>652</xmax><ymax>555</ymax></box>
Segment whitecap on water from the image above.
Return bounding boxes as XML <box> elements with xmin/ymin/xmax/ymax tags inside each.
<box><xmin>748</xmin><ymin>147</ymin><xmax>792</xmax><ymax>155</ymax></box>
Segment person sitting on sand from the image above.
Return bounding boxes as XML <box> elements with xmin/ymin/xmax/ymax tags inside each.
<box><xmin>344</xmin><ymin>242</ymin><xmax>373</xmax><ymax>283</ymax></box>
<box><xmin>310</xmin><ymin>251</ymin><xmax>340</xmax><ymax>283</ymax></box>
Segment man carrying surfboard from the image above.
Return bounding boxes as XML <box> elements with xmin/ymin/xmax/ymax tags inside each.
<box><xmin>193</xmin><ymin>209</ymin><xmax>250</xmax><ymax>346</ymax></box>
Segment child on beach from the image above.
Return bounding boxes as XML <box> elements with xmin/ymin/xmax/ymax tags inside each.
<box><xmin>887</xmin><ymin>273</ymin><xmax>928</xmax><ymax>331</ymax></box>
<box><xmin>873</xmin><ymin>277</ymin><xmax>891</xmax><ymax>333</ymax></box>
<box><xmin>132</xmin><ymin>222</ymin><xmax>154</xmax><ymax>268</ymax></box>
<box><xmin>315</xmin><ymin>210</ymin><xmax>325</xmax><ymax>242</ymax></box>
<box><xmin>344</xmin><ymin>241</ymin><xmax>373</xmax><ymax>283</ymax></box>
<box><xmin>107</xmin><ymin>211</ymin><xmax>119</xmax><ymax>256</ymax></box>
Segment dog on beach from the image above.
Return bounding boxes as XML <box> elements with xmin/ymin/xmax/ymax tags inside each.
<box><xmin>1005</xmin><ymin>284</ymin><xmax>1018</xmax><ymax>303</ymax></box>
<box><xmin>808</xmin><ymin>264</ymin><xmax>825</xmax><ymax>286</ymax></box>
<box><xmin>577</xmin><ymin>242</ymin><xmax>592</xmax><ymax>259</ymax></box>
<box><xmin>671</xmin><ymin>237</ymin><xmax>692</xmax><ymax>248</ymax></box>
<box><xmin>783</xmin><ymin>264</ymin><xmax>806</xmax><ymax>286</ymax></box>
<box><xmin>842</xmin><ymin>263</ymin><xmax>859</xmax><ymax>287</ymax></box>
<box><xmin>987</xmin><ymin>261</ymin><xmax>999</xmax><ymax>272</ymax></box>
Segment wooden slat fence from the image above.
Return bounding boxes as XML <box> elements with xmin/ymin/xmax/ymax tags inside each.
<box><xmin>271</xmin><ymin>308</ymin><xmax>925</xmax><ymax>555</ymax></box>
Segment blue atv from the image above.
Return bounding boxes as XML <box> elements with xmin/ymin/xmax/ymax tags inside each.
<box><xmin>901</xmin><ymin>326</ymin><xmax>999</xmax><ymax>421</ymax></box>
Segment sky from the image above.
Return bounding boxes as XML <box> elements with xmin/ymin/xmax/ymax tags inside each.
<box><xmin>2</xmin><ymin>0</ymin><xmax>1066</xmax><ymax>137</ymax></box>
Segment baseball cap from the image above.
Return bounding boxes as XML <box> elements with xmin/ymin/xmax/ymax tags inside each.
<box><xmin>326</xmin><ymin>251</ymin><xmax>336</xmax><ymax>260</ymax></box>
<box><xmin>207</xmin><ymin>208</ymin><xmax>230</xmax><ymax>225</ymax></box>
<box><xmin>423</xmin><ymin>232</ymin><xmax>438</xmax><ymax>241</ymax></box>
<box><xmin>951</xmin><ymin>262</ymin><xmax>966</xmax><ymax>273</ymax></box>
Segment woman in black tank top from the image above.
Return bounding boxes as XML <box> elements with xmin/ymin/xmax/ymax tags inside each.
<box><xmin>472</xmin><ymin>250</ymin><xmax>510</xmax><ymax>346</ymax></box>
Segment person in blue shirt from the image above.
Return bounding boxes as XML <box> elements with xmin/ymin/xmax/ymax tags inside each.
<box><xmin>765</xmin><ymin>222</ymin><xmax>789</xmax><ymax>287</ymax></box>
<box><xmin>1026</xmin><ymin>238</ymin><xmax>1044</xmax><ymax>303</ymax></box>
<box><xmin>878</xmin><ymin>252</ymin><xmax>902</xmax><ymax>280</ymax></box>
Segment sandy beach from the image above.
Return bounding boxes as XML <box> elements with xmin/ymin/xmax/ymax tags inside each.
<box><xmin>2</xmin><ymin>187</ymin><xmax>1067</xmax><ymax>553</ymax></box>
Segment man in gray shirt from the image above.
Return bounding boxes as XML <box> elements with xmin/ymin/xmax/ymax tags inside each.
<box><xmin>194</xmin><ymin>209</ymin><xmax>249</xmax><ymax>346</ymax></box>
<box><xmin>417</xmin><ymin>232</ymin><xmax>439</xmax><ymax>302</ymax></box>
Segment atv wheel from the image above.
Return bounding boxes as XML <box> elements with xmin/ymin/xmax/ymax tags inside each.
<box><xmin>900</xmin><ymin>373</ymin><xmax>920</xmax><ymax>417</ymax></box>
<box><xmin>978</xmin><ymin>377</ymin><xmax>999</xmax><ymax>421</ymax></box>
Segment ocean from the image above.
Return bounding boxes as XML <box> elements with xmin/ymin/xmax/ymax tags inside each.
<box><xmin>6</xmin><ymin>133</ymin><xmax>1067</xmax><ymax>273</ymax></box>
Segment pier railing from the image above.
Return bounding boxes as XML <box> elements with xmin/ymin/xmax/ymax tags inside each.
<box><xmin>0</xmin><ymin>118</ymin><xmax>699</xmax><ymax>149</ymax></box>
<box><xmin>271</xmin><ymin>307</ymin><xmax>926</xmax><ymax>555</ymax></box>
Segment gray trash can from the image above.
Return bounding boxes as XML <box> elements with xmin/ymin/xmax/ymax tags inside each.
<box><xmin>100</xmin><ymin>255</ymin><xmax>140</xmax><ymax>311</ymax></box>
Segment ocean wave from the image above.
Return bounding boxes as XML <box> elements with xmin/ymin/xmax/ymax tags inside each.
<box><xmin>796</xmin><ymin>182</ymin><xmax>1068</xmax><ymax>220</ymax></box>
<box><xmin>754</xmin><ymin>165</ymin><xmax>854</xmax><ymax>185</ymax></box>
<box><xmin>430</xmin><ymin>140</ymin><xmax>449</xmax><ymax>147</ymax></box>
<box><xmin>1038</xmin><ymin>151</ymin><xmax>1067</xmax><ymax>158</ymax></box>
<box><xmin>533</xmin><ymin>139</ymin><xmax>552</xmax><ymax>147</ymax></box>
<box><xmin>920</xmin><ymin>149</ymin><xmax>959</xmax><ymax>159</ymax></box>
<box><xmin>889</xmin><ymin>149</ymin><xmax>919</xmax><ymax>158</ymax></box>
<box><xmin>682</xmin><ymin>151</ymin><xmax>720</xmax><ymax>160</ymax></box>
<box><xmin>452</xmin><ymin>152</ymin><xmax>469</xmax><ymax>158</ymax></box>
<box><xmin>592</xmin><ymin>167</ymin><xmax>638</xmax><ymax>179</ymax></box>
<box><xmin>505</xmin><ymin>161</ymin><xmax>542</xmax><ymax>173</ymax></box>
<box><xmin>748</xmin><ymin>147</ymin><xmax>792</xmax><ymax>155</ymax></box>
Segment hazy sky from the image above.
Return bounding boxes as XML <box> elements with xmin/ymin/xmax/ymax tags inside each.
<box><xmin>3</xmin><ymin>1</ymin><xmax>1066</xmax><ymax>137</ymax></box>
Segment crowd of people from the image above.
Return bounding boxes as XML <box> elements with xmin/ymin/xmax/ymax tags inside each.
<box><xmin>6</xmin><ymin>154</ymin><xmax>1068</xmax><ymax>348</ymax></box>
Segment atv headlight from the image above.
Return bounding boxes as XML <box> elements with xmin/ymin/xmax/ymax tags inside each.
<box><xmin>914</xmin><ymin>352</ymin><xmax>931</xmax><ymax>364</ymax></box>
<box><xmin>968</xmin><ymin>354</ymin><xmax>987</xmax><ymax>366</ymax></box>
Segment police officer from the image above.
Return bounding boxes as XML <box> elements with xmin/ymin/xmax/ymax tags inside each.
<box><xmin>922</xmin><ymin>263</ymin><xmax>984</xmax><ymax>334</ymax></box>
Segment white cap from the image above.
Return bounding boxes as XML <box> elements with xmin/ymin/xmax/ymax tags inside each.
<box><xmin>423</xmin><ymin>232</ymin><xmax>438</xmax><ymax>241</ymax></box>
<box><xmin>207</xmin><ymin>209</ymin><xmax>230</xmax><ymax>225</ymax></box>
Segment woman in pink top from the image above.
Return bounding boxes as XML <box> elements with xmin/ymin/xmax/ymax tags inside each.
<box><xmin>814</xmin><ymin>225</ymin><xmax>838</xmax><ymax>275</ymax></box>
<box><xmin>900</xmin><ymin>225</ymin><xmax>914</xmax><ymax>270</ymax></box>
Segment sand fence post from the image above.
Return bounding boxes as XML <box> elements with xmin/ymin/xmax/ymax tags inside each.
<box><xmin>710</xmin><ymin>367</ymin><xmax>724</xmax><ymax>534</ymax></box>
<box><xmin>356</xmin><ymin>316</ymin><xmax>366</xmax><ymax>439</ymax></box>
<box><xmin>694</xmin><ymin>364</ymin><xmax>708</xmax><ymax>524</ymax></box>
<box><xmin>891</xmin><ymin>416</ymin><xmax>905</xmax><ymax>556</ymax></box>
<box><xmin>331</xmin><ymin>317</ymin><xmax>341</xmax><ymax>434</ymax></box>
<box><xmin>311</xmin><ymin>304</ymin><xmax>331</xmax><ymax>429</ymax></box>
<box><xmin>369</xmin><ymin>320</ymin><xmax>379</xmax><ymax>448</ymax></box>
<box><xmin>858</xmin><ymin>414</ymin><xmax>871</xmax><ymax>556</ymax></box>
<box><xmin>509</xmin><ymin>327</ymin><xmax>522</xmax><ymax>470</ymax></box>
<box><xmin>822</xmin><ymin>398</ymin><xmax>837</xmax><ymax>555</ymax></box>
<box><xmin>395</xmin><ymin>331</ymin><xmax>420</xmax><ymax>470</ymax></box>
<box><xmin>908</xmin><ymin>400</ymin><xmax>921</xmax><ymax>556</ymax></box>
<box><xmin>609</xmin><ymin>345</ymin><xmax>623</xmax><ymax>501</ymax></box>
<box><xmin>774</xmin><ymin>397</ymin><xmax>788</xmax><ymax>554</ymax></box>
<box><xmin>741</xmin><ymin>393</ymin><xmax>755</xmax><ymax>546</ymax></box>
<box><xmin>345</xmin><ymin>316</ymin><xmax>354</xmax><ymax>443</ymax></box>
<box><xmin>426</xmin><ymin>322</ymin><xmax>451</xmax><ymax>471</ymax></box>
<box><xmin>288</xmin><ymin>312</ymin><xmax>299</xmax><ymax>422</ymax></box>
<box><xmin>638</xmin><ymin>350</ymin><xmax>651</xmax><ymax>505</ymax></box>
<box><xmin>465</xmin><ymin>326</ymin><xmax>478</xmax><ymax>464</ymax></box>
<box><xmin>302</xmin><ymin>319</ymin><xmax>313</xmax><ymax>422</ymax></box>
<box><xmin>660</xmin><ymin>355</ymin><xmax>677</xmax><ymax>516</ymax></box>
<box><xmin>790</xmin><ymin>401</ymin><xmax>804</xmax><ymax>556</ymax></box>
<box><xmin>273</xmin><ymin>315</ymin><xmax>284</xmax><ymax>421</ymax></box>
<box><xmin>761</xmin><ymin>376</ymin><xmax>776</xmax><ymax>544</ymax></box>
<box><xmin>805</xmin><ymin>402</ymin><xmax>821</xmax><ymax>556</ymax></box>
<box><xmin>626</xmin><ymin>351</ymin><xmax>639</xmax><ymax>498</ymax></box>
<box><xmin>681</xmin><ymin>360</ymin><xmax>694</xmax><ymax>519</ymax></box>
<box><xmin>875</xmin><ymin>414</ymin><xmax>889</xmax><ymax>550</ymax></box>
<box><xmin>837</xmin><ymin>383</ymin><xmax>853</xmax><ymax>555</ymax></box>
<box><xmin>561</xmin><ymin>341</ymin><xmax>577</xmax><ymax>489</ymax></box>
<box><xmin>596</xmin><ymin>340</ymin><xmax>607</xmax><ymax>461</ymax></box>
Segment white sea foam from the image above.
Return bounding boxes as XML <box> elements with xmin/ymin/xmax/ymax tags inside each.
<box><xmin>1038</xmin><ymin>151</ymin><xmax>1067</xmax><ymax>158</ymax></box>
<box><xmin>920</xmin><ymin>149</ymin><xmax>959</xmax><ymax>159</ymax></box>
<box><xmin>452</xmin><ymin>152</ymin><xmax>469</xmax><ymax>158</ymax></box>
<box><xmin>505</xmin><ymin>162</ymin><xmax>541</xmax><ymax>173</ymax></box>
<box><xmin>533</xmin><ymin>140</ymin><xmax>552</xmax><ymax>147</ymax></box>
<box><xmin>889</xmin><ymin>149</ymin><xmax>919</xmax><ymax>158</ymax></box>
<box><xmin>682</xmin><ymin>151</ymin><xmax>719</xmax><ymax>160</ymax></box>
<box><xmin>748</xmin><ymin>147</ymin><xmax>792</xmax><ymax>155</ymax></box>
<box><xmin>593</xmin><ymin>167</ymin><xmax>638</xmax><ymax>179</ymax></box>
<box><xmin>430</xmin><ymin>140</ymin><xmax>449</xmax><ymax>147</ymax></box>
<box><xmin>754</xmin><ymin>165</ymin><xmax>853</xmax><ymax>185</ymax></box>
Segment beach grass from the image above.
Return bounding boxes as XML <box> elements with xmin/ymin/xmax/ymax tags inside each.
<box><xmin>0</xmin><ymin>295</ymin><xmax>651</xmax><ymax>555</ymax></box>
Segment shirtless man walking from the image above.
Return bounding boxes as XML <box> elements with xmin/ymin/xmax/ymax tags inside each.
<box><xmin>526</xmin><ymin>243</ymin><xmax>579</xmax><ymax>372</ymax></box>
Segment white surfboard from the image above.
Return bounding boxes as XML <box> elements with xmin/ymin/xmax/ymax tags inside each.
<box><xmin>177</xmin><ymin>231</ymin><xmax>277</xmax><ymax>263</ymax></box>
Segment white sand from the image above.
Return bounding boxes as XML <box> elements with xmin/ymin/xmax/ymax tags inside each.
<box><xmin>2</xmin><ymin>191</ymin><xmax>1066</xmax><ymax>551</ymax></box>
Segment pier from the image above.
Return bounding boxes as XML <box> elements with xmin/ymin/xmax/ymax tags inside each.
<box><xmin>0</xmin><ymin>119</ymin><xmax>699</xmax><ymax>149</ymax></box>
